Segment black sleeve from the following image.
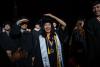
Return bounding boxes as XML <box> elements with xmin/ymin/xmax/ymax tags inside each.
<box><xmin>0</xmin><ymin>46</ymin><xmax>16</xmax><ymax>67</ymax></box>
<box><xmin>10</xmin><ymin>24</ymin><xmax>21</xmax><ymax>39</ymax></box>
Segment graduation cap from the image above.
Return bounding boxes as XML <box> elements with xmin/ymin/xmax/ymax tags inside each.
<box><xmin>34</xmin><ymin>21</ymin><xmax>41</xmax><ymax>26</ymax></box>
<box><xmin>39</xmin><ymin>16</ymin><xmax>54</xmax><ymax>26</ymax></box>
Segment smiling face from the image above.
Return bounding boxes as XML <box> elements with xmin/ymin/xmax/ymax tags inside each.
<box><xmin>21</xmin><ymin>24</ymin><xmax>28</xmax><ymax>30</ymax></box>
<box><xmin>35</xmin><ymin>24</ymin><xmax>41</xmax><ymax>29</ymax></box>
<box><xmin>44</xmin><ymin>22</ymin><xmax>52</xmax><ymax>33</ymax></box>
<box><xmin>4</xmin><ymin>24</ymin><xmax>11</xmax><ymax>31</ymax></box>
<box><xmin>93</xmin><ymin>4</ymin><xmax>100</xmax><ymax>17</ymax></box>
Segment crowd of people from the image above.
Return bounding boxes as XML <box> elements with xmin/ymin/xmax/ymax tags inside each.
<box><xmin>0</xmin><ymin>1</ymin><xmax>100</xmax><ymax>67</ymax></box>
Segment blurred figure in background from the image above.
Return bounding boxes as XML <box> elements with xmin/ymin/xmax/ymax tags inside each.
<box><xmin>0</xmin><ymin>21</ymin><xmax>16</xmax><ymax>67</ymax></box>
<box><xmin>71</xmin><ymin>18</ymin><xmax>87</xmax><ymax>67</ymax></box>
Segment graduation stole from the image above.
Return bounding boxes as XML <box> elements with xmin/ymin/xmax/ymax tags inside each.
<box><xmin>54</xmin><ymin>33</ymin><xmax>64</xmax><ymax>67</ymax></box>
<box><xmin>46</xmin><ymin>34</ymin><xmax>55</xmax><ymax>54</ymax></box>
<box><xmin>39</xmin><ymin>33</ymin><xmax>64</xmax><ymax>67</ymax></box>
<box><xmin>39</xmin><ymin>35</ymin><xmax>50</xmax><ymax>67</ymax></box>
<box><xmin>47</xmin><ymin>33</ymin><xmax>64</xmax><ymax>67</ymax></box>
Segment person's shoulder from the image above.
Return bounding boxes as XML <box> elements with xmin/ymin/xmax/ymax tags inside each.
<box><xmin>87</xmin><ymin>17</ymin><xmax>97</xmax><ymax>24</ymax></box>
<box><xmin>0</xmin><ymin>32</ymin><xmax>6</xmax><ymax>36</ymax></box>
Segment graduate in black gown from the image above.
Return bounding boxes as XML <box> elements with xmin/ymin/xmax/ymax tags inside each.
<box><xmin>32</xmin><ymin>22</ymin><xmax>41</xmax><ymax>46</ymax></box>
<box><xmin>0</xmin><ymin>22</ymin><xmax>18</xmax><ymax>61</ymax></box>
<box><xmin>0</xmin><ymin>22</ymin><xmax>16</xmax><ymax>67</ymax></box>
<box><xmin>11</xmin><ymin>18</ymin><xmax>34</xmax><ymax>67</ymax></box>
<box><xmin>0</xmin><ymin>23</ymin><xmax>13</xmax><ymax>54</ymax></box>
<box><xmin>85</xmin><ymin>1</ymin><xmax>100</xmax><ymax>67</ymax></box>
<box><xmin>34</xmin><ymin>13</ymin><xmax>67</xmax><ymax>67</ymax></box>
<box><xmin>32</xmin><ymin>23</ymin><xmax>42</xmax><ymax>67</ymax></box>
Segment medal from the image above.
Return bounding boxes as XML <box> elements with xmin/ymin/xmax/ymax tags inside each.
<box><xmin>50</xmin><ymin>49</ymin><xmax>54</xmax><ymax>53</ymax></box>
<box><xmin>46</xmin><ymin>35</ymin><xmax>55</xmax><ymax>54</ymax></box>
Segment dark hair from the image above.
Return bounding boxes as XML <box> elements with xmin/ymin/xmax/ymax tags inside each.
<box><xmin>92</xmin><ymin>1</ymin><xmax>100</xmax><ymax>6</ymax></box>
<box><xmin>34</xmin><ymin>22</ymin><xmax>41</xmax><ymax>27</ymax></box>
<box><xmin>2</xmin><ymin>21</ymin><xmax>12</xmax><ymax>28</ymax></box>
<box><xmin>41</xmin><ymin>22</ymin><xmax>55</xmax><ymax>39</ymax></box>
<box><xmin>40</xmin><ymin>16</ymin><xmax>53</xmax><ymax>25</ymax></box>
<box><xmin>77</xmin><ymin>17</ymin><xmax>85</xmax><ymax>21</ymax></box>
<box><xmin>20</xmin><ymin>22</ymin><xmax>28</xmax><ymax>26</ymax></box>
<box><xmin>40</xmin><ymin>16</ymin><xmax>56</xmax><ymax>40</ymax></box>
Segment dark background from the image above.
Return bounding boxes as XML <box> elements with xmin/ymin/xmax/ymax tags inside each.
<box><xmin>0</xmin><ymin>0</ymin><xmax>95</xmax><ymax>27</ymax></box>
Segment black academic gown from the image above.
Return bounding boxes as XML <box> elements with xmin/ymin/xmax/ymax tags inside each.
<box><xmin>16</xmin><ymin>30</ymin><xmax>34</xmax><ymax>67</ymax></box>
<box><xmin>32</xmin><ymin>29</ymin><xmax>43</xmax><ymax>67</ymax></box>
<box><xmin>59</xmin><ymin>27</ymin><xmax>69</xmax><ymax>67</ymax></box>
<box><xmin>33</xmin><ymin>35</ymin><xmax>57</xmax><ymax>67</ymax></box>
<box><xmin>32</xmin><ymin>29</ymin><xmax>41</xmax><ymax>45</ymax></box>
<box><xmin>71</xmin><ymin>29</ymin><xmax>87</xmax><ymax>67</ymax></box>
<box><xmin>86</xmin><ymin>17</ymin><xmax>100</xmax><ymax>67</ymax></box>
<box><xmin>33</xmin><ymin>40</ymin><xmax>43</xmax><ymax>67</ymax></box>
<box><xmin>0</xmin><ymin>32</ymin><xmax>18</xmax><ymax>51</ymax></box>
<box><xmin>0</xmin><ymin>46</ymin><xmax>16</xmax><ymax>67</ymax></box>
<box><xmin>33</xmin><ymin>27</ymin><xmax>68</xmax><ymax>67</ymax></box>
<box><xmin>9</xmin><ymin>25</ymin><xmax>34</xmax><ymax>67</ymax></box>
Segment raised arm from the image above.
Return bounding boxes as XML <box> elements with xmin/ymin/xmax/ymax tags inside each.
<box><xmin>44</xmin><ymin>13</ymin><xmax>67</xmax><ymax>30</ymax></box>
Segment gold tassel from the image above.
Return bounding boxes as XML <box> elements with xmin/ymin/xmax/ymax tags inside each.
<box><xmin>48</xmin><ymin>48</ymin><xmax>51</xmax><ymax>54</ymax></box>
